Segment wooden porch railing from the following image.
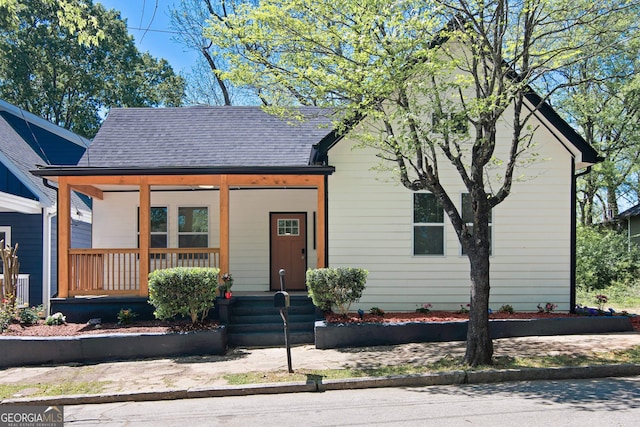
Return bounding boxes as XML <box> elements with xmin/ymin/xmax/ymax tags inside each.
<box><xmin>68</xmin><ymin>248</ymin><xmax>221</xmax><ymax>296</ymax></box>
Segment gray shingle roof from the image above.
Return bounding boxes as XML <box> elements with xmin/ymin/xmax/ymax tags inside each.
<box><xmin>0</xmin><ymin>114</ymin><xmax>54</xmax><ymax>204</ymax></box>
<box><xmin>618</xmin><ymin>204</ymin><xmax>640</xmax><ymax>219</ymax></box>
<box><xmin>79</xmin><ymin>106</ymin><xmax>336</xmax><ymax>168</ymax></box>
<box><xmin>0</xmin><ymin>108</ymin><xmax>89</xmax><ymax>210</ymax></box>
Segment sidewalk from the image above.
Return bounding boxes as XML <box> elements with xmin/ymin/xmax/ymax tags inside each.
<box><xmin>2</xmin><ymin>332</ymin><xmax>640</xmax><ymax>405</ymax></box>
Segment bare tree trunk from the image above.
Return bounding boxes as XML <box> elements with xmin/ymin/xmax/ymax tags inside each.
<box><xmin>464</xmin><ymin>248</ymin><xmax>493</xmax><ymax>366</ymax></box>
<box><xmin>0</xmin><ymin>242</ymin><xmax>19</xmax><ymax>308</ymax></box>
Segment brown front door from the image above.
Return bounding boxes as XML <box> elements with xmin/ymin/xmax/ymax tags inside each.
<box><xmin>270</xmin><ymin>213</ymin><xmax>307</xmax><ymax>291</ymax></box>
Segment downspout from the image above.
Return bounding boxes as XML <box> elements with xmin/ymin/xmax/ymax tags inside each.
<box><xmin>571</xmin><ymin>165</ymin><xmax>593</xmax><ymax>313</ymax></box>
<box><xmin>42</xmin><ymin>206</ymin><xmax>56</xmax><ymax>315</ymax></box>
<box><xmin>324</xmin><ymin>174</ymin><xmax>329</xmax><ymax>267</ymax></box>
<box><xmin>42</xmin><ymin>178</ymin><xmax>59</xmax><ymax>315</ymax></box>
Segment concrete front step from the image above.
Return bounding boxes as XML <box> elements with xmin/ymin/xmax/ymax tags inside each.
<box><xmin>225</xmin><ymin>295</ymin><xmax>318</xmax><ymax>346</ymax></box>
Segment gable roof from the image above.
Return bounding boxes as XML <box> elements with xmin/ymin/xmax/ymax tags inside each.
<box><xmin>618</xmin><ymin>203</ymin><xmax>640</xmax><ymax>219</ymax></box>
<box><xmin>77</xmin><ymin>106</ymin><xmax>336</xmax><ymax>169</ymax></box>
<box><xmin>524</xmin><ymin>92</ymin><xmax>601</xmax><ymax>168</ymax></box>
<box><xmin>0</xmin><ymin>100</ymin><xmax>90</xmax><ymax>210</ymax></box>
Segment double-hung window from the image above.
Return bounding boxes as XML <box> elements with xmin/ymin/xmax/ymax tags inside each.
<box><xmin>178</xmin><ymin>207</ymin><xmax>209</xmax><ymax>248</ymax></box>
<box><xmin>461</xmin><ymin>193</ymin><xmax>492</xmax><ymax>255</ymax></box>
<box><xmin>138</xmin><ymin>207</ymin><xmax>168</xmax><ymax>248</ymax></box>
<box><xmin>413</xmin><ymin>193</ymin><xmax>445</xmax><ymax>255</ymax></box>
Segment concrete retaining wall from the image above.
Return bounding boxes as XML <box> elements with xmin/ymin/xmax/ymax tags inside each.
<box><xmin>314</xmin><ymin>316</ymin><xmax>634</xmax><ymax>349</ymax></box>
<box><xmin>0</xmin><ymin>327</ymin><xmax>227</xmax><ymax>368</ymax></box>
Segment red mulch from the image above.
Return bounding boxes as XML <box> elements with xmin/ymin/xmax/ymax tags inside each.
<box><xmin>2</xmin><ymin>319</ymin><xmax>219</xmax><ymax>337</ymax></box>
<box><xmin>3</xmin><ymin>311</ymin><xmax>639</xmax><ymax>336</ymax></box>
<box><xmin>325</xmin><ymin>311</ymin><xmax>640</xmax><ymax>332</ymax></box>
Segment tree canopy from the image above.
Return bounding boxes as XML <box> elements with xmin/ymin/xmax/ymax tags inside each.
<box><xmin>0</xmin><ymin>0</ymin><xmax>185</xmax><ymax>138</ymax></box>
<box><xmin>205</xmin><ymin>0</ymin><xmax>636</xmax><ymax>365</ymax></box>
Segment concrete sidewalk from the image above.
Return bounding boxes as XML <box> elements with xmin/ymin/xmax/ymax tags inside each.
<box><xmin>2</xmin><ymin>332</ymin><xmax>640</xmax><ymax>405</ymax></box>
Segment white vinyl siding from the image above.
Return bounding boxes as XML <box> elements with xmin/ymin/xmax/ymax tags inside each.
<box><xmin>91</xmin><ymin>188</ymin><xmax>317</xmax><ymax>292</ymax></box>
<box><xmin>328</xmin><ymin>106</ymin><xmax>574</xmax><ymax>312</ymax></box>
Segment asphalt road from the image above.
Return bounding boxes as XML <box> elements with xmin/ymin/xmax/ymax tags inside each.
<box><xmin>63</xmin><ymin>376</ymin><xmax>640</xmax><ymax>426</ymax></box>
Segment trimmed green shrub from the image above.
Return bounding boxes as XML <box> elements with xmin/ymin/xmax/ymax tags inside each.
<box><xmin>306</xmin><ymin>267</ymin><xmax>368</xmax><ymax>315</ymax></box>
<box><xmin>19</xmin><ymin>306</ymin><xmax>40</xmax><ymax>325</ymax></box>
<box><xmin>148</xmin><ymin>267</ymin><xmax>219</xmax><ymax>324</ymax></box>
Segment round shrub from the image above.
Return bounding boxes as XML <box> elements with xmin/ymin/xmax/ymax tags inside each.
<box><xmin>148</xmin><ymin>267</ymin><xmax>220</xmax><ymax>324</ymax></box>
<box><xmin>306</xmin><ymin>267</ymin><xmax>368</xmax><ymax>315</ymax></box>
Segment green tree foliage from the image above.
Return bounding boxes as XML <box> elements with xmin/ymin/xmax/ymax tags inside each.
<box><xmin>0</xmin><ymin>0</ymin><xmax>185</xmax><ymax>138</ymax></box>
<box><xmin>545</xmin><ymin>6</ymin><xmax>640</xmax><ymax>225</ymax></box>
<box><xmin>206</xmin><ymin>0</ymin><xmax>631</xmax><ymax>366</ymax></box>
<box><xmin>0</xmin><ymin>0</ymin><xmax>104</xmax><ymax>46</ymax></box>
<box><xmin>306</xmin><ymin>267</ymin><xmax>368</xmax><ymax>315</ymax></box>
<box><xmin>148</xmin><ymin>267</ymin><xmax>220</xmax><ymax>324</ymax></box>
<box><xmin>576</xmin><ymin>226</ymin><xmax>640</xmax><ymax>291</ymax></box>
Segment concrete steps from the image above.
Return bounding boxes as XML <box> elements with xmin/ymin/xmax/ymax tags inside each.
<box><xmin>223</xmin><ymin>295</ymin><xmax>319</xmax><ymax>347</ymax></box>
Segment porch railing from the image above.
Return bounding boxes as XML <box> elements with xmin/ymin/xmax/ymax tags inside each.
<box><xmin>0</xmin><ymin>274</ymin><xmax>29</xmax><ymax>306</ymax></box>
<box><xmin>16</xmin><ymin>274</ymin><xmax>29</xmax><ymax>306</ymax></box>
<box><xmin>68</xmin><ymin>248</ymin><xmax>220</xmax><ymax>296</ymax></box>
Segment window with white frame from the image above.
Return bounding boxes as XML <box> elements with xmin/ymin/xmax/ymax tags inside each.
<box><xmin>178</xmin><ymin>207</ymin><xmax>208</xmax><ymax>247</ymax></box>
<box><xmin>461</xmin><ymin>193</ymin><xmax>492</xmax><ymax>255</ymax></box>
<box><xmin>0</xmin><ymin>226</ymin><xmax>11</xmax><ymax>247</ymax></box>
<box><xmin>413</xmin><ymin>193</ymin><xmax>445</xmax><ymax>255</ymax></box>
<box><xmin>138</xmin><ymin>207</ymin><xmax>168</xmax><ymax>248</ymax></box>
<box><xmin>0</xmin><ymin>226</ymin><xmax>10</xmax><ymax>270</ymax></box>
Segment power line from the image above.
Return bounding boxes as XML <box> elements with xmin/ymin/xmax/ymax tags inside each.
<box><xmin>127</xmin><ymin>26</ymin><xmax>181</xmax><ymax>35</ymax></box>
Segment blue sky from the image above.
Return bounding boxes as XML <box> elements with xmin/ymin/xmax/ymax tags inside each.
<box><xmin>96</xmin><ymin>1</ymin><xmax>199</xmax><ymax>74</ymax></box>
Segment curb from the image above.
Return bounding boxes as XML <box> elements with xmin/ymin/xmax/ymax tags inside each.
<box><xmin>2</xmin><ymin>364</ymin><xmax>639</xmax><ymax>406</ymax></box>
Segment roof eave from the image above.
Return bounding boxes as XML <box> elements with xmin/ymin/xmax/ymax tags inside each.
<box><xmin>31</xmin><ymin>165</ymin><xmax>336</xmax><ymax>179</ymax></box>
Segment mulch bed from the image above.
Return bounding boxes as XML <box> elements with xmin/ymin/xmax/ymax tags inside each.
<box><xmin>2</xmin><ymin>319</ymin><xmax>220</xmax><ymax>337</ymax></box>
<box><xmin>325</xmin><ymin>311</ymin><xmax>640</xmax><ymax>332</ymax></box>
<box><xmin>3</xmin><ymin>311</ymin><xmax>639</xmax><ymax>336</ymax></box>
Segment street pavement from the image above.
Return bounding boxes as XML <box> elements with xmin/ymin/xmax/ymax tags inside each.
<box><xmin>2</xmin><ymin>332</ymin><xmax>640</xmax><ymax>405</ymax></box>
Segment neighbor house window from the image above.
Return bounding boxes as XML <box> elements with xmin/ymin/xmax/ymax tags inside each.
<box><xmin>0</xmin><ymin>226</ymin><xmax>11</xmax><ymax>247</ymax></box>
<box><xmin>178</xmin><ymin>207</ymin><xmax>208</xmax><ymax>247</ymax></box>
<box><xmin>461</xmin><ymin>193</ymin><xmax>492</xmax><ymax>255</ymax></box>
<box><xmin>413</xmin><ymin>193</ymin><xmax>444</xmax><ymax>255</ymax></box>
<box><xmin>137</xmin><ymin>207</ymin><xmax>168</xmax><ymax>248</ymax></box>
<box><xmin>0</xmin><ymin>226</ymin><xmax>10</xmax><ymax>270</ymax></box>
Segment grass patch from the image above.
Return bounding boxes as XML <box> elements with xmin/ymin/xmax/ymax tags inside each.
<box><xmin>577</xmin><ymin>281</ymin><xmax>640</xmax><ymax>312</ymax></box>
<box><xmin>223</xmin><ymin>346</ymin><xmax>640</xmax><ymax>385</ymax></box>
<box><xmin>0</xmin><ymin>381</ymin><xmax>108</xmax><ymax>399</ymax></box>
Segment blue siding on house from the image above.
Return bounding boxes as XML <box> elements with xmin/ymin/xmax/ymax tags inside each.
<box><xmin>49</xmin><ymin>216</ymin><xmax>92</xmax><ymax>299</ymax></box>
<box><xmin>71</xmin><ymin>219</ymin><xmax>92</xmax><ymax>249</ymax></box>
<box><xmin>0</xmin><ymin>163</ymin><xmax>36</xmax><ymax>199</ymax></box>
<box><xmin>0</xmin><ymin>212</ymin><xmax>43</xmax><ymax>305</ymax></box>
<box><xmin>0</xmin><ymin>111</ymin><xmax>86</xmax><ymax>165</ymax></box>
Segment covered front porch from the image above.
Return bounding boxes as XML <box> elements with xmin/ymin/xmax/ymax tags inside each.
<box><xmin>52</xmin><ymin>170</ymin><xmax>331</xmax><ymax>299</ymax></box>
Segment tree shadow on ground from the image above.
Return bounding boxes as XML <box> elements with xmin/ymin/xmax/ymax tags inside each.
<box><xmin>411</xmin><ymin>377</ymin><xmax>640</xmax><ymax>411</ymax></box>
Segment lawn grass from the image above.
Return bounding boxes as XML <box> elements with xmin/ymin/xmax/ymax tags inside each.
<box><xmin>223</xmin><ymin>345</ymin><xmax>640</xmax><ymax>385</ymax></box>
<box><xmin>0</xmin><ymin>381</ymin><xmax>108</xmax><ymax>400</ymax></box>
<box><xmin>577</xmin><ymin>281</ymin><xmax>640</xmax><ymax>312</ymax></box>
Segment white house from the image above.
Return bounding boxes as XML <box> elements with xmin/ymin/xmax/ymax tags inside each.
<box><xmin>31</xmin><ymin>93</ymin><xmax>598</xmax><ymax>316</ymax></box>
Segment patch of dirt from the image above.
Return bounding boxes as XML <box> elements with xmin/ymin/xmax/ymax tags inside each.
<box><xmin>2</xmin><ymin>319</ymin><xmax>220</xmax><ymax>337</ymax></box>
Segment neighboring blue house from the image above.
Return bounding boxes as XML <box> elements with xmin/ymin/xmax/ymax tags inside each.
<box><xmin>0</xmin><ymin>99</ymin><xmax>91</xmax><ymax>308</ymax></box>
